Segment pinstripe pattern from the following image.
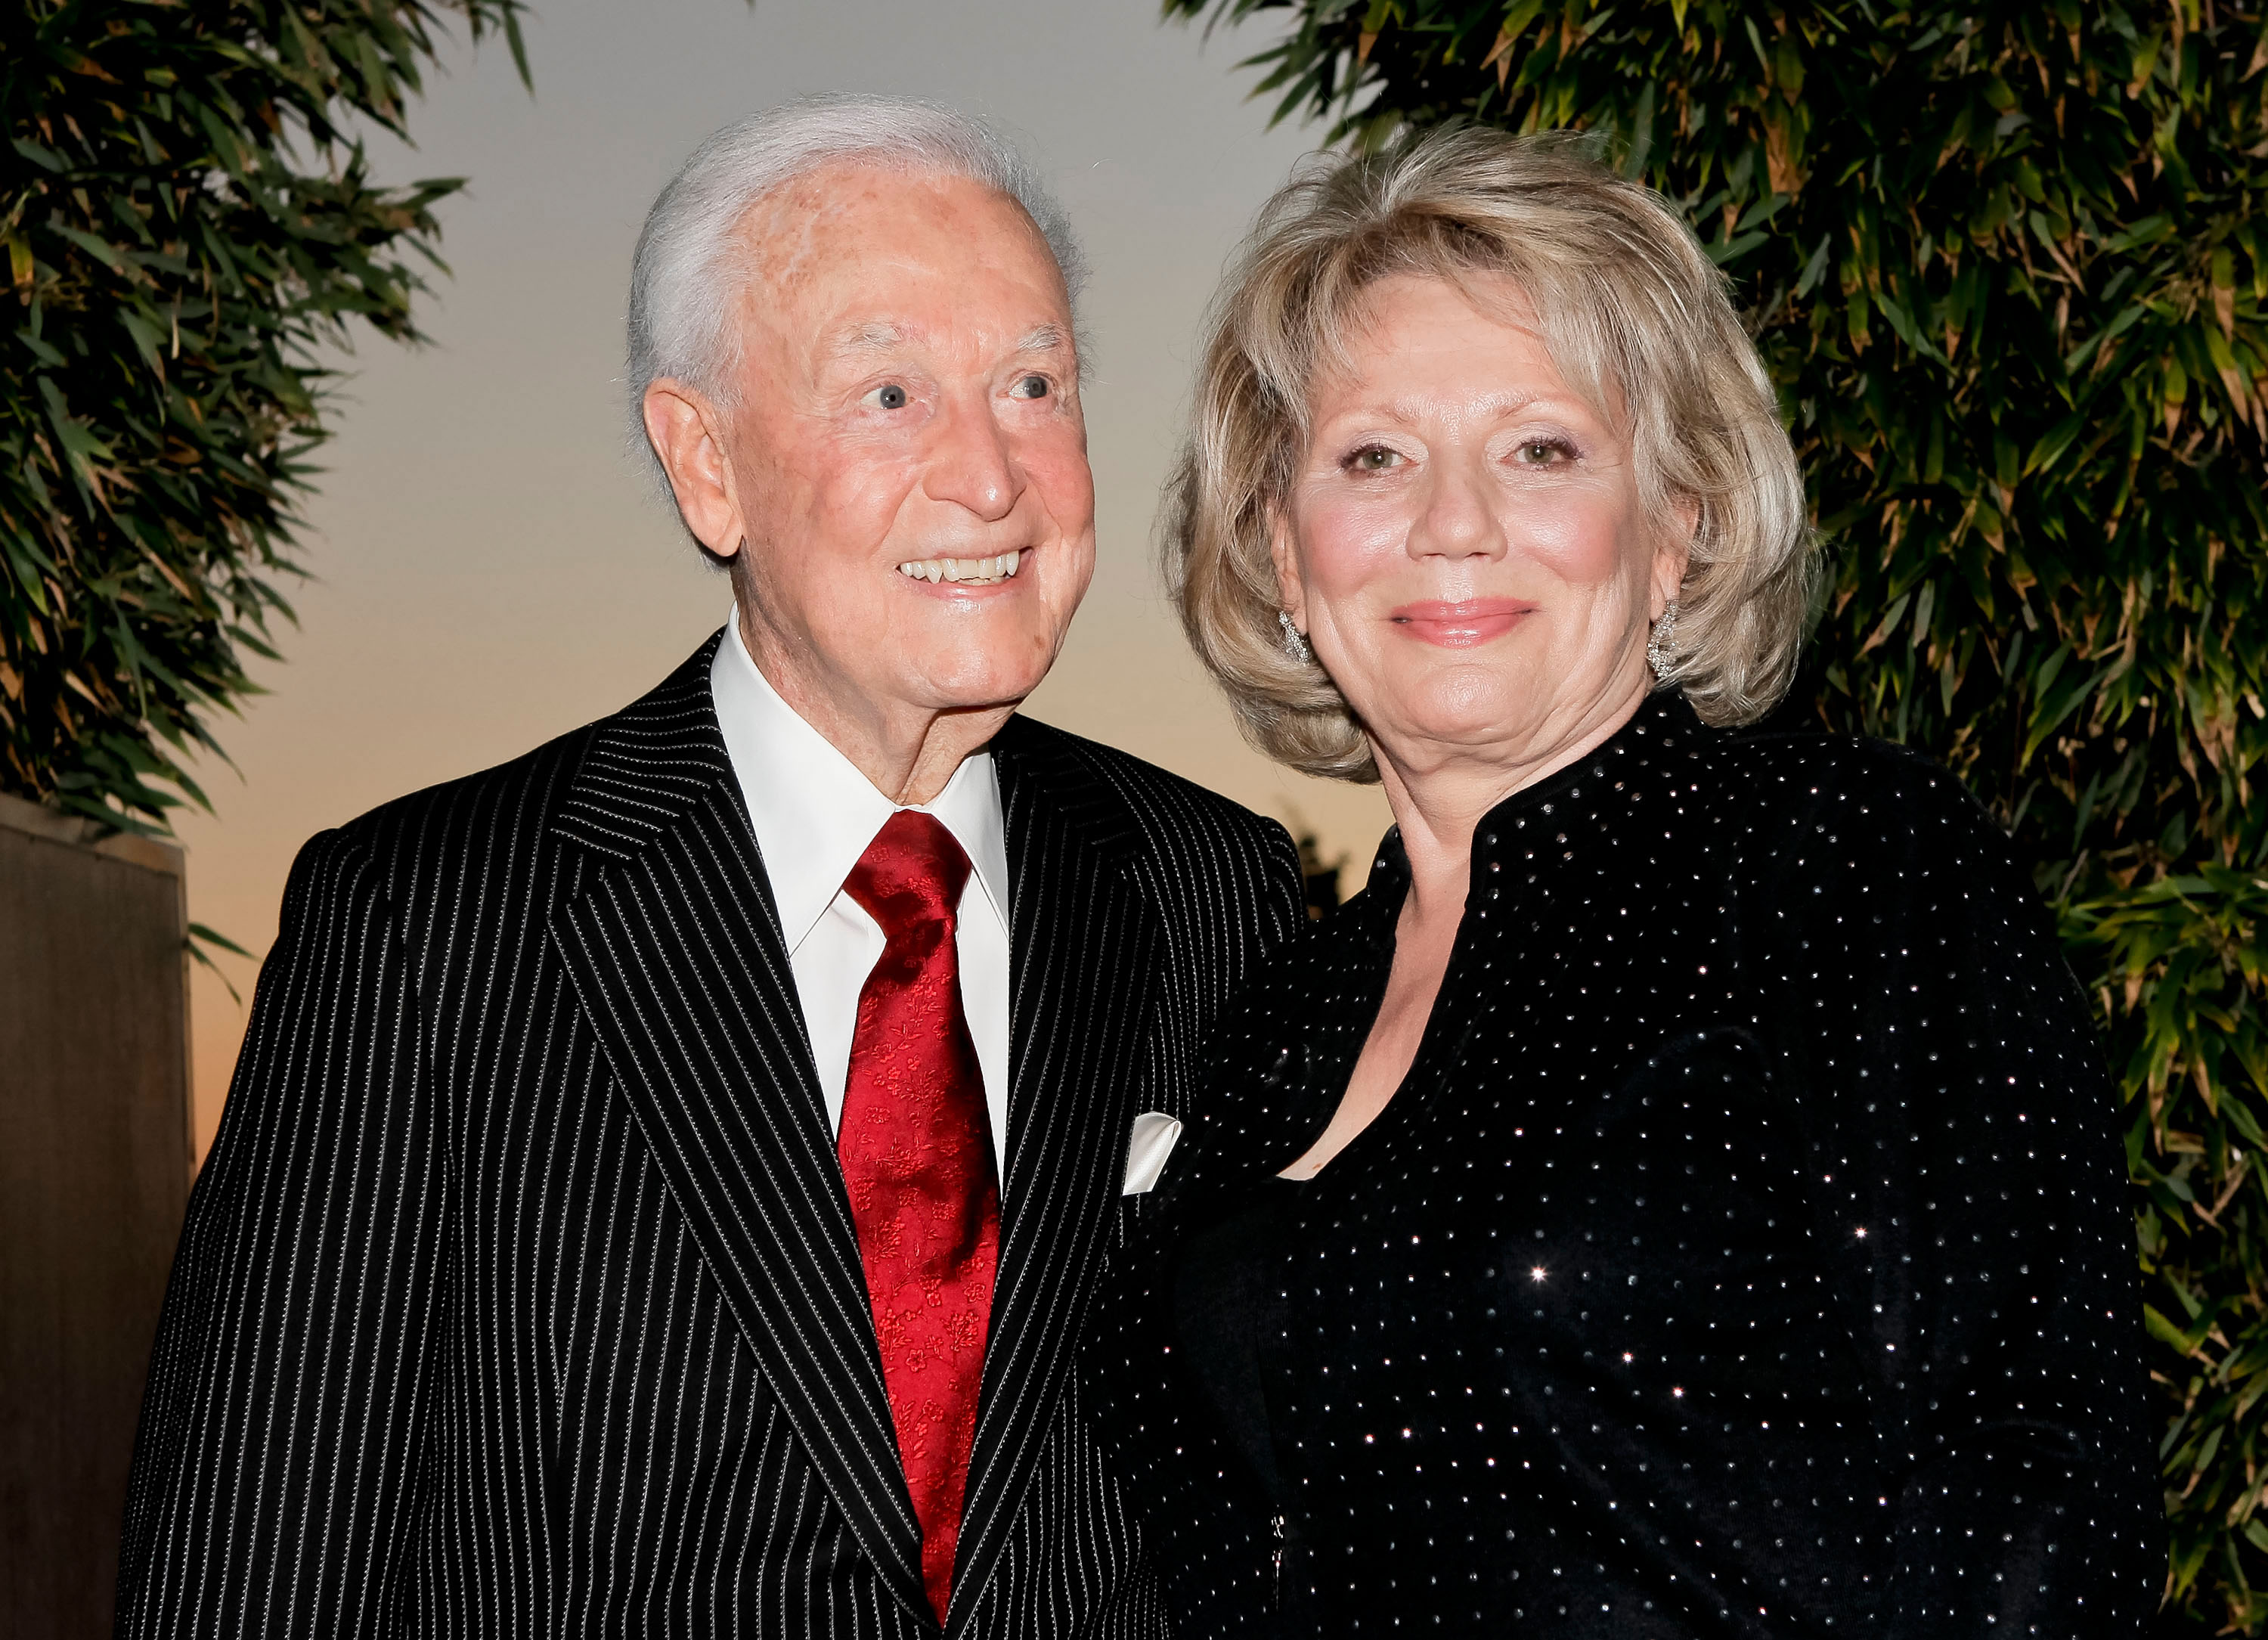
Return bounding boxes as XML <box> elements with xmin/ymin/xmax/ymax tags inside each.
<box><xmin>116</xmin><ymin>631</ymin><xmax>1306</xmax><ymax>1640</ymax></box>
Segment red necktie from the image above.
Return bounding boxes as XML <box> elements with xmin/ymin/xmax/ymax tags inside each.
<box><xmin>838</xmin><ymin>811</ymin><xmax>1002</xmax><ymax>1625</ymax></box>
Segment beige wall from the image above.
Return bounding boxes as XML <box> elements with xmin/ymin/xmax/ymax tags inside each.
<box><xmin>0</xmin><ymin>794</ymin><xmax>193</xmax><ymax>1635</ymax></box>
<box><xmin>173</xmin><ymin>0</ymin><xmax>1391</xmax><ymax>1161</ymax></box>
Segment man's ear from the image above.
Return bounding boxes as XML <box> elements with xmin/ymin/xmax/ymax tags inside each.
<box><xmin>641</xmin><ymin>380</ymin><xmax>742</xmax><ymax>560</ymax></box>
<box><xmin>1267</xmin><ymin>505</ymin><xmax>1306</xmax><ymax>631</ymax></box>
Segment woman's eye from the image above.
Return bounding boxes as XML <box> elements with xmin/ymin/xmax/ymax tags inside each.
<box><xmin>1346</xmin><ymin>445</ymin><xmax>1402</xmax><ymax>472</ymax></box>
<box><xmin>865</xmin><ymin>383</ymin><xmax>909</xmax><ymax>411</ymax></box>
<box><xmin>1009</xmin><ymin>374</ymin><xmax>1051</xmax><ymax>400</ymax></box>
<box><xmin>1514</xmin><ymin>439</ymin><xmax>1567</xmax><ymax>465</ymax></box>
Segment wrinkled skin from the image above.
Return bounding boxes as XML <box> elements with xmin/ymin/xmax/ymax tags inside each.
<box><xmin>1273</xmin><ymin>272</ymin><xmax>1687</xmax><ymax>810</ymax></box>
<box><xmin>644</xmin><ymin>163</ymin><xmax>1095</xmax><ymax>802</ymax></box>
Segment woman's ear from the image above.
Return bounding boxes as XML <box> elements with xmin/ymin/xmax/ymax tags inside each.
<box><xmin>1268</xmin><ymin>505</ymin><xmax>1306</xmax><ymax>630</ymax></box>
<box><xmin>1654</xmin><ymin>496</ymin><xmax>1699</xmax><ymax>617</ymax></box>
<box><xmin>642</xmin><ymin>379</ymin><xmax>744</xmax><ymax>562</ymax></box>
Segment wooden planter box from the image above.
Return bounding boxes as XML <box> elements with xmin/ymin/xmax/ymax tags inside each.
<box><xmin>0</xmin><ymin>792</ymin><xmax>194</xmax><ymax>1637</ymax></box>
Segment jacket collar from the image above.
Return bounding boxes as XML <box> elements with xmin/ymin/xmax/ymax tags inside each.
<box><xmin>550</xmin><ymin>629</ymin><xmax>738</xmax><ymax>860</ymax></box>
<box><xmin>1347</xmin><ymin>688</ymin><xmax>1707</xmax><ymax>944</ymax></box>
<box><xmin>708</xmin><ymin>611</ymin><xmax>1012</xmax><ymax>956</ymax></box>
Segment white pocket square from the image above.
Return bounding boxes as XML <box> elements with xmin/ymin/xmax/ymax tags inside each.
<box><xmin>1121</xmin><ymin>1111</ymin><xmax>1182</xmax><ymax>1195</ymax></box>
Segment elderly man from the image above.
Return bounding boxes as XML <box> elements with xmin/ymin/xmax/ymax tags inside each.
<box><xmin>116</xmin><ymin>98</ymin><xmax>1304</xmax><ymax>1640</ymax></box>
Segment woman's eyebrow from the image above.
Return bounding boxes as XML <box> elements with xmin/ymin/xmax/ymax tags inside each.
<box><xmin>1322</xmin><ymin>387</ymin><xmax>1576</xmax><ymax>424</ymax></box>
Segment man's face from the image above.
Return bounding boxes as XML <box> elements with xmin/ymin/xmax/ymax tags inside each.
<box><xmin>661</xmin><ymin>164</ymin><xmax>1095</xmax><ymax>728</ymax></box>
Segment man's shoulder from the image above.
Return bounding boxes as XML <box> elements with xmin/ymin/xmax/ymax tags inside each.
<box><xmin>997</xmin><ymin>715</ymin><xmax>1308</xmax><ymax>986</ymax></box>
<box><xmin>323</xmin><ymin>721</ymin><xmax>603</xmax><ymax>884</ymax></box>
<box><xmin>320</xmin><ymin>634</ymin><xmax>726</xmax><ymax>900</ymax></box>
<box><xmin>995</xmin><ymin>714</ymin><xmax>1291</xmax><ymax>865</ymax></box>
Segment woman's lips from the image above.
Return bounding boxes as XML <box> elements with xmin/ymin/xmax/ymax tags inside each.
<box><xmin>1389</xmin><ymin>599</ymin><xmax>1535</xmax><ymax>647</ymax></box>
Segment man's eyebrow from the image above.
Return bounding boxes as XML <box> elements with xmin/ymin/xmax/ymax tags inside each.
<box><xmin>821</xmin><ymin>320</ymin><xmax>1069</xmax><ymax>358</ymax></box>
<box><xmin>826</xmin><ymin>322</ymin><xmax>906</xmax><ymax>355</ymax></box>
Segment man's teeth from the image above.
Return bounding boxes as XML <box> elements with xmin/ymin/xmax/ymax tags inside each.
<box><xmin>895</xmin><ymin>550</ymin><xmax>1025</xmax><ymax>585</ymax></box>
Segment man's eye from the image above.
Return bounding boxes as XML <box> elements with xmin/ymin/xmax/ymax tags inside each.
<box><xmin>1009</xmin><ymin>374</ymin><xmax>1050</xmax><ymax>400</ymax></box>
<box><xmin>866</xmin><ymin>383</ymin><xmax>909</xmax><ymax>411</ymax></box>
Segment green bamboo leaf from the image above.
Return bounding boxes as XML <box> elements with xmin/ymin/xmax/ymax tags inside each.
<box><xmin>2149</xmin><ymin>1303</ymin><xmax>2199</xmax><ymax>1353</ymax></box>
<box><xmin>11</xmin><ymin>136</ymin><xmax>66</xmax><ymax>172</ymax></box>
<box><xmin>45</xmin><ymin>222</ymin><xmax>135</xmax><ymax>274</ymax></box>
<box><xmin>1707</xmin><ymin>229</ymin><xmax>1769</xmax><ymax>265</ymax></box>
<box><xmin>187</xmin><ymin>920</ymin><xmax>253</xmax><ymax>960</ymax></box>
<box><xmin>2065</xmin><ymin>303</ymin><xmax>2146</xmax><ymax>372</ymax></box>
<box><xmin>1796</xmin><ymin>233</ymin><xmax>1832</xmax><ymax>297</ymax></box>
<box><xmin>2101</xmin><ymin>214</ymin><xmax>2174</xmax><ymax>254</ymax></box>
<box><xmin>2024</xmin><ymin>412</ymin><xmax>2088</xmax><ymax>477</ymax></box>
<box><xmin>1873</xmin><ymin>287</ymin><xmax>1947</xmax><ymax>364</ymax></box>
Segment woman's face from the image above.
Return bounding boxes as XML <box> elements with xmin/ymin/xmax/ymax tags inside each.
<box><xmin>1276</xmin><ymin>273</ymin><xmax>1688</xmax><ymax>787</ymax></box>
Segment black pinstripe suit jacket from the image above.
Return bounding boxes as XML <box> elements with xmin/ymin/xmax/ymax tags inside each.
<box><xmin>116</xmin><ymin>632</ymin><xmax>1306</xmax><ymax>1640</ymax></box>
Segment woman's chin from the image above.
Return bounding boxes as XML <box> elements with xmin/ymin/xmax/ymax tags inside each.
<box><xmin>1369</xmin><ymin>704</ymin><xmax>1542</xmax><ymax>764</ymax></box>
<box><xmin>1355</xmin><ymin>670</ymin><xmax>1540</xmax><ymax>746</ymax></box>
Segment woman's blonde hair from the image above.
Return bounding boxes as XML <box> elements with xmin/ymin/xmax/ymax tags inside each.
<box><xmin>1165</xmin><ymin>127</ymin><xmax>1816</xmax><ymax>782</ymax></box>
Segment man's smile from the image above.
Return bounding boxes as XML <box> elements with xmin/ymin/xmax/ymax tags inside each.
<box><xmin>894</xmin><ymin>549</ymin><xmax>1027</xmax><ymax>586</ymax></box>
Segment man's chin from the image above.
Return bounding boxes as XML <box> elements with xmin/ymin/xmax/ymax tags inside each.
<box><xmin>891</xmin><ymin>622</ymin><xmax>1064</xmax><ymax>708</ymax></box>
<box><xmin>916</xmin><ymin>682</ymin><xmax>1043</xmax><ymax>719</ymax></box>
<box><xmin>903</xmin><ymin>657</ymin><xmax>1055</xmax><ymax>720</ymax></box>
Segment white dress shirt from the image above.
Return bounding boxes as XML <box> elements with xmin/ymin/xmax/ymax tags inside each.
<box><xmin>709</xmin><ymin>615</ymin><xmax>1015</xmax><ymax>1186</ymax></box>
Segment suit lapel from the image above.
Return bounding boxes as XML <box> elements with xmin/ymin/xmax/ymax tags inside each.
<box><xmin>946</xmin><ymin>719</ymin><xmax>1163</xmax><ymax>1635</ymax></box>
<box><xmin>548</xmin><ymin>634</ymin><xmax>931</xmax><ymax>1626</ymax></box>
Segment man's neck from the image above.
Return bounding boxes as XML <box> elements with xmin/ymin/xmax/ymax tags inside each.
<box><xmin>737</xmin><ymin>607</ymin><xmax>1012</xmax><ymax>806</ymax></box>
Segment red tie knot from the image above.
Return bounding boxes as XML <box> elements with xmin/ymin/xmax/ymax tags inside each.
<box><xmin>844</xmin><ymin>810</ymin><xmax>973</xmax><ymax>938</ymax></box>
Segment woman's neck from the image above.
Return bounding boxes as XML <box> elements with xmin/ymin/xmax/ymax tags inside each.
<box><xmin>1372</xmin><ymin>684</ymin><xmax>1653</xmax><ymax>918</ymax></box>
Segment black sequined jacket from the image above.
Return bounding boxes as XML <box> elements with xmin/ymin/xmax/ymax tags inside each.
<box><xmin>1091</xmin><ymin>693</ymin><xmax>2161</xmax><ymax>1638</ymax></box>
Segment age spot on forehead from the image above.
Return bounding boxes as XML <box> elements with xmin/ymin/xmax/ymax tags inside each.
<box><xmin>736</xmin><ymin>172</ymin><xmax>875</xmax><ymax>302</ymax></box>
<box><xmin>753</xmin><ymin>167</ymin><xmax>1039</xmax><ymax>296</ymax></box>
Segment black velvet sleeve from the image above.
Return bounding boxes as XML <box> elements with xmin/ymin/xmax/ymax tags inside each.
<box><xmin>1752</xmin><ymin>750</ymin><xmax>2161</xmax><ymax>1635</ymax></box>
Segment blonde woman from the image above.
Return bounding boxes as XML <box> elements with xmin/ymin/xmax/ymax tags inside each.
<box><xmin>1097</xmin><ymin>130</ymin><xmax>2158</xmax><ymax>1636</ymax></box>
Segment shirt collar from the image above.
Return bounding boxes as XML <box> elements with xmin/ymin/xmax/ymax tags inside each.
<box><xmin>709</xmin><ymin>613</ymin><xmax>1012</xmax><ymax>953</ymax></box>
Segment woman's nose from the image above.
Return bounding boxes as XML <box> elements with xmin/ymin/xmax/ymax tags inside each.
<box><xmin>1405</xmin><ymin>455</ymin><xmax>1504</xmax><ymax>562</ymax></box>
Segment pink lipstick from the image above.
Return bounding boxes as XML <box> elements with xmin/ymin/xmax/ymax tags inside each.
<box><xmin>1389</xmin><ymin>599</ymin><xmax>1534</xmax><ymax>647</ymax></box>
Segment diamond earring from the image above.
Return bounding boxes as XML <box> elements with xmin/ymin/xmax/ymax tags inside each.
<box><xmin>1646</xmin><ymin>598</ymin><xmax>1679</xmax><ymax>681</ymax></box>
<box><xmin>1278</xmin><ymin>610</ymin><xmax>1312</xmax><ymax>667</ymax></box>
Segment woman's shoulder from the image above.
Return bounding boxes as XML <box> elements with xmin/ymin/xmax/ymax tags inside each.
<box><xmin>1696</xmin><ymin>719</ymin><xmax>1969</xmax><ymax>800</ymax></box>
<box><xmin>1221</xmin><ymin>879</ymin><xmax>1391</xmax><ymax>1038</ymax></box>
<box><xmin>1697</xmin><ymin>721</ymin><xmax>1997</xmax><ymax>826</ymax></box>
<box><xmin>1157</xmin><ymin>883</ymin><xmax>1389</xmax><ymax>1192</ymax></box>
<box><xmin>1682</xmin><ymin>722</ymin><xmax>2022</xmax><ymax>887</ymax></box>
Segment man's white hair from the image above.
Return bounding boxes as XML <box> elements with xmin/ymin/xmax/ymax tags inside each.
<box><xmin>627</xmin><ymin>95</ymin><xmax>1086</xmax><ymax>437</ymax></box>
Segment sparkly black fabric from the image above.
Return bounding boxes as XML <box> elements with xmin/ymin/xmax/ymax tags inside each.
<box><xmin>1093</xmin><ymin>693</ymin><xmax>2161</xmax><ymax>1637</ymax></box>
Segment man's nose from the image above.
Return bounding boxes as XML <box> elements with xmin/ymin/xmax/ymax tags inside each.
<box><xmin>923</xmin><ymin>396</ymin><xmax>1022</xmax><ymax>522</ymax></box>
<box><xmin>1405</xmin><ymin>452</ymin><xmax>1505</xmax><ymax>561</ymax></box>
